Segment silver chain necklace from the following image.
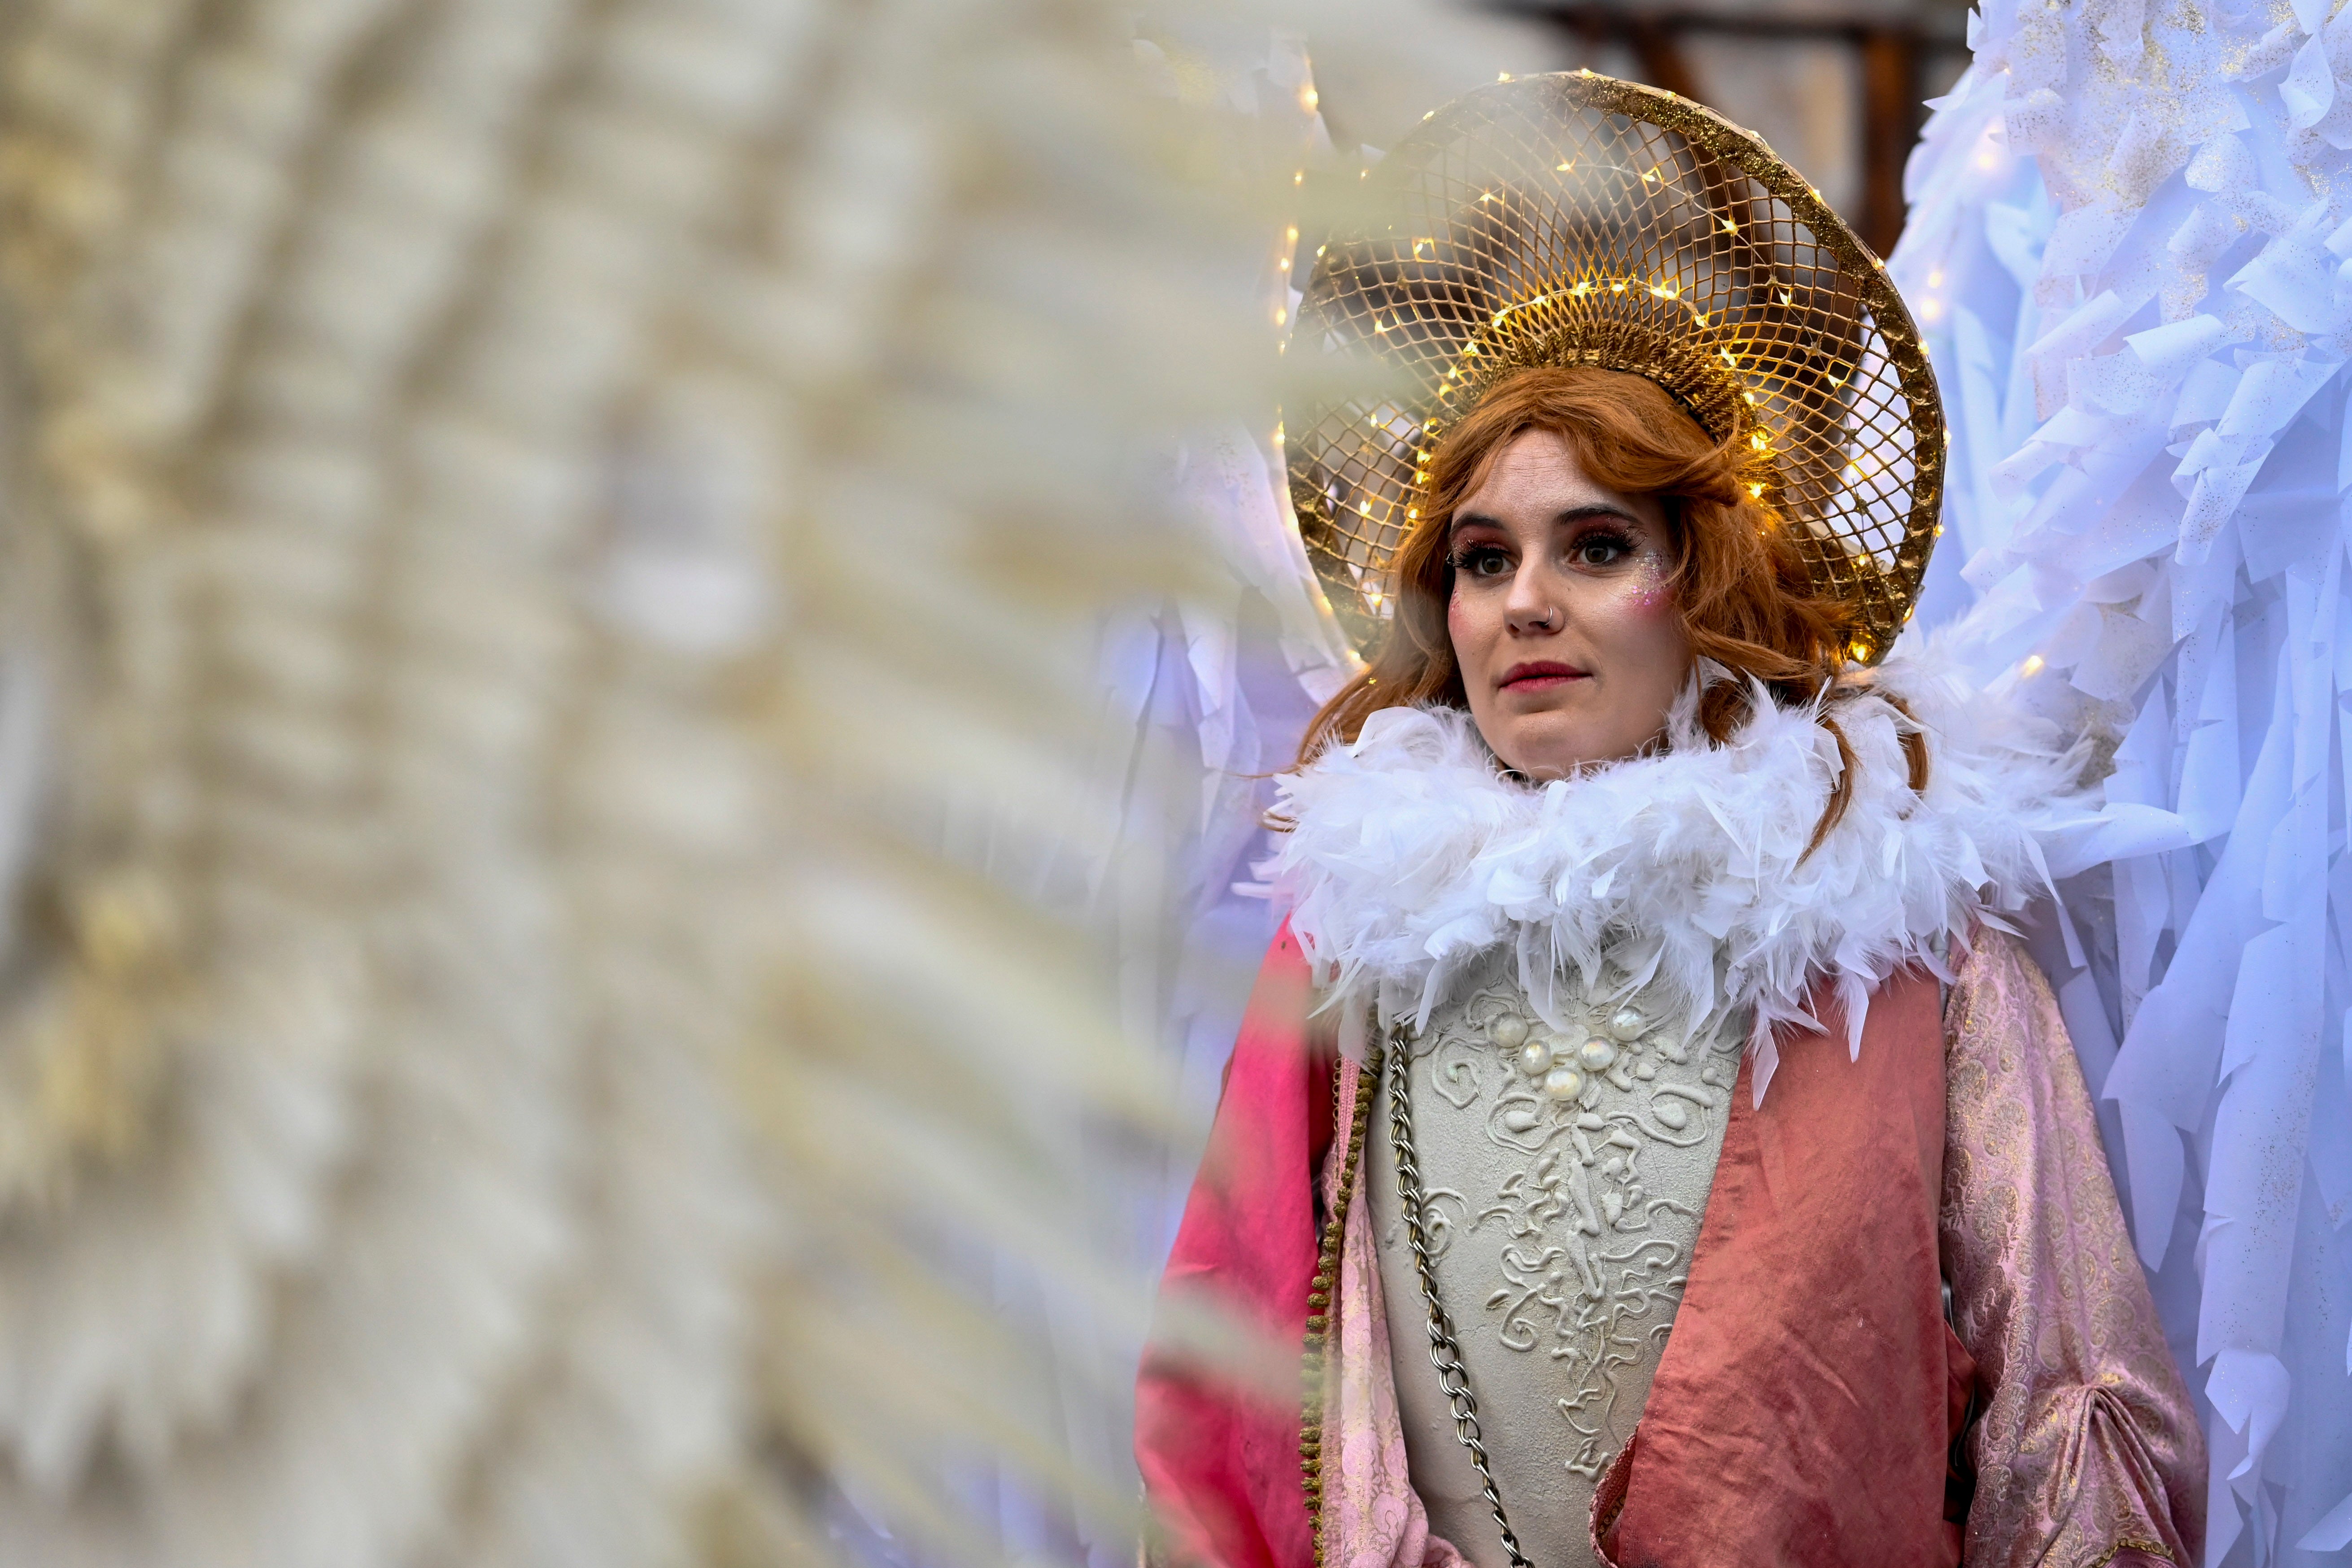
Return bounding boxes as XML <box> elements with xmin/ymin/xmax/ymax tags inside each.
<box><xmin>1384</xmin><ymin>1028</ymin><xmax>1537</xmax><ymax>1568</ymax></box>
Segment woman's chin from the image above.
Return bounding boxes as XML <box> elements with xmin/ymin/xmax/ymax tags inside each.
<box><xmin>1487</xmin><ymin>722</ymin><xmax>1646</xmax><ymax>781</ymax></box>
<box><xmin>1486</xmin><ymin>738</ymin><xmax>1618</xmax><ymax>780</ymax></box>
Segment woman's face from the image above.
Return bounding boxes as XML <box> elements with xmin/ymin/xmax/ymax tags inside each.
<box><xmin>1445</xmin><ymin>428</ymin><xmax>1693</xmax><ymax>781</ymax></box>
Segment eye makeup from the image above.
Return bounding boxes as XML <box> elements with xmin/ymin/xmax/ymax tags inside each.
<box><xmin>1445</xmin><ymin>519</ymin><xmax>1659</xmax><ymax>590</ymax></box>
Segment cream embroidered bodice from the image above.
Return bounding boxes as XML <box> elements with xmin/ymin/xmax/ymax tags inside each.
<box><xmin>1365</xmin><ymin>951</ymin><xmax>1745</xmax><ymax>1568</ymax></box>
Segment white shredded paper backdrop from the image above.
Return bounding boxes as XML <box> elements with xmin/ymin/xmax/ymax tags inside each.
<box><xmin>1891</xmin><ymin>2</ymin><xmax>2352</xmax><ymax>1560</ymax></box>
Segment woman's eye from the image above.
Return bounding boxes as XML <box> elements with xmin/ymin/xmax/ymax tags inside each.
<box><xmin>1571</xmin><ymin>536</ymin><xmax>1631</xmax><ymax>567</ymax></box>
<box><xmin>1453</xmin><ymin>545</ymin><xmax>1511</xmax><ymax>578</ymax></box>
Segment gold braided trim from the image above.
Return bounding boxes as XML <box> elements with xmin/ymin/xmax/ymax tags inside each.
<box><xmin>1301</xmin><ymin>1043</ymin><xmax>1382</xmax><ymax>1564</ymax></box>
<box><xmin>1445</xmin><ymin>288</ymin><xmax>1749</xmax><ymax>451</ymax></box>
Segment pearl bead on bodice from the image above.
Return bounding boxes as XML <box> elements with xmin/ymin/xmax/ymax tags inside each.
<box><xmin>1365</xmin><ymin>950</ymin><xmax>1744</xmax><ymax>1568</ymax></box>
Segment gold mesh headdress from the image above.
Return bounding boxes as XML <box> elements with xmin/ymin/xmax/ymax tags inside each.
<box><xmin>1286</xmin><ymin>71</ymin><xmax>1943</xmax><ymax>663</ymax></box>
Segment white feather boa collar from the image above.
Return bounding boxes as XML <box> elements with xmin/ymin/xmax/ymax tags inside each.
<box><xmin>1268</xmin><ymin>650</ymin><xmax>2091</xmax><ymax>1100</ymax></box>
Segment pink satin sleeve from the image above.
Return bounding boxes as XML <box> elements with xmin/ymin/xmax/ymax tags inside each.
<box><xmin>1942</xmin><ymin>928</ymin><xmax>2205</xmax><ymax>1567</ymax></box>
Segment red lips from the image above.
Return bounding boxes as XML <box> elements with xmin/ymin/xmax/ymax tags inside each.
<box><xmin>1500</xmin><ymin>660</ymin><xmax>1589</xmax><ymax>691</ymax></box>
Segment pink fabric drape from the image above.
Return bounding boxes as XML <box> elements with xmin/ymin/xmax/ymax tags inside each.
<box><xmin>1594</xmin><ymin>966</ymin><xmax>1968</xmax><ymax>1567</ymax></box>
<box><xmin>1136</xmin><ymin>925</ymin><xmax>1331</xmax><ymax>1568</ymax></box>
<box><xmin>1139</xmin><ymin>927</ymin><xmax>2203</xmax><ymax>1568</ymax></box>
<box><xmin>1312</xmin><ymin>1053</ymin><xmax>1466</xmax><ymax>1568</ymax></box>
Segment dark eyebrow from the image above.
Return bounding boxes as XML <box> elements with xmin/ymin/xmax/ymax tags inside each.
<box><xmin>1447</xmin><ymin>504</ymin><xmax>1646</xmax><ymax>538</ymax></box>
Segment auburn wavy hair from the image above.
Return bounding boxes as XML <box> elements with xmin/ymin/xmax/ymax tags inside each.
<box><xmin>1296</xmin><ymin>366</ymin><xmax>1925</xmax><ymax>850</ymax></box>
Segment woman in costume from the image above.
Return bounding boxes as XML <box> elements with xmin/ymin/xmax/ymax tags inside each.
<box><xmin>1135</xmin><ymin>74</ymin><xmax>2205</xmax><ymax>1568</ymax></box>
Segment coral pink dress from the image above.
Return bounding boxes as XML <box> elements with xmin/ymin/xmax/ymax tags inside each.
<box><xmin>1135</xmin><ymin>673</ymin><xmax>2204</xmax><ymax>1568</ymax></box>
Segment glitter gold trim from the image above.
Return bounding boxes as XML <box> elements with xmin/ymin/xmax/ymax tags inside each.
<box><xmin>2089</xmin><ymin>1542</ymin><xmax>2173</xmax><ymax>1568</ymax></box>
<box><xmin>1286</xmin><ymin>71</ymin><xmax>1944</xmax><ymax>663</ymax></box>
<box><xmin>1301</xmin><ymin>1044</ymin><xmax>1381</xmax><ymax>1562</ymax></box>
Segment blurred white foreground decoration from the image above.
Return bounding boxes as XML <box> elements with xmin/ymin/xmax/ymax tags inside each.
<box><xmin>0</xmin><ymin>1</ymin><xmax>1488</xmax><ymax>1564</ymax></box>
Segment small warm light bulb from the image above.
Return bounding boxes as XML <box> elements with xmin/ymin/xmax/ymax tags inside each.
<box><xmin>1294</xmin><ymin>170</ymin><xmax>1305</xmax><ymax>185</ymax></box>
<box><xmin>1747</xmin><ymin>482</ymin><xmax>1765</xmax><ymax>498</ymax></box>
<box><xmin>1300</xmin><ymin>85</ymin><xmax>1319</xmax><ymax>111</ymax></box>
<box><xmin>1287</xmin><ymin>225</ymin><xmax>1299</xmax><ymax>242</ymax></box>
<box><xmin>1498</xmin><ymin>71</ymin><xmax>1513</xmax><ymax>82</ymax></box>
<box><xmin>2020</xmin><ymin>654</ymin><xmax>2046</xmax><ymax>677</ymax></box>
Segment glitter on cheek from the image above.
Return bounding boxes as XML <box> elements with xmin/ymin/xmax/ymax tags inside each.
<box><xmin>1448</xmin><ymin>571</ymin><xmax>1486</xmax><ymax>629</ymax></box>
<box><xmin>1447</xmin><ymin>573</ymin><xmax>1514</xmax><ymax>688</ymax></box>
<box><xmin>1625</xmin><ymin>550</ymin><xmax>1673</xmax><ymax>615</ymax></box>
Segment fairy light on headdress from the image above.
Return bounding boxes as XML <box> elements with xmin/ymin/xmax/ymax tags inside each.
<box><xmin>1284</xmin><ymin>72</ymin><xmax>1944</xmax><ymax>664</ymax></box>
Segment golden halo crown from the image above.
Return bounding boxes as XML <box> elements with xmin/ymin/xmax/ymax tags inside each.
<box><xmin>1285</xmin><ymin>71</ymin><xmax>1944</xmax><ymax>664</ymax></box>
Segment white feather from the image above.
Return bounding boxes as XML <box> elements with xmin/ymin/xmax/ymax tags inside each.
<box><xmin>1270</xmin><ymin>646</ymin><xmax>2090</xmax><ymax>1101</ymax></box>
